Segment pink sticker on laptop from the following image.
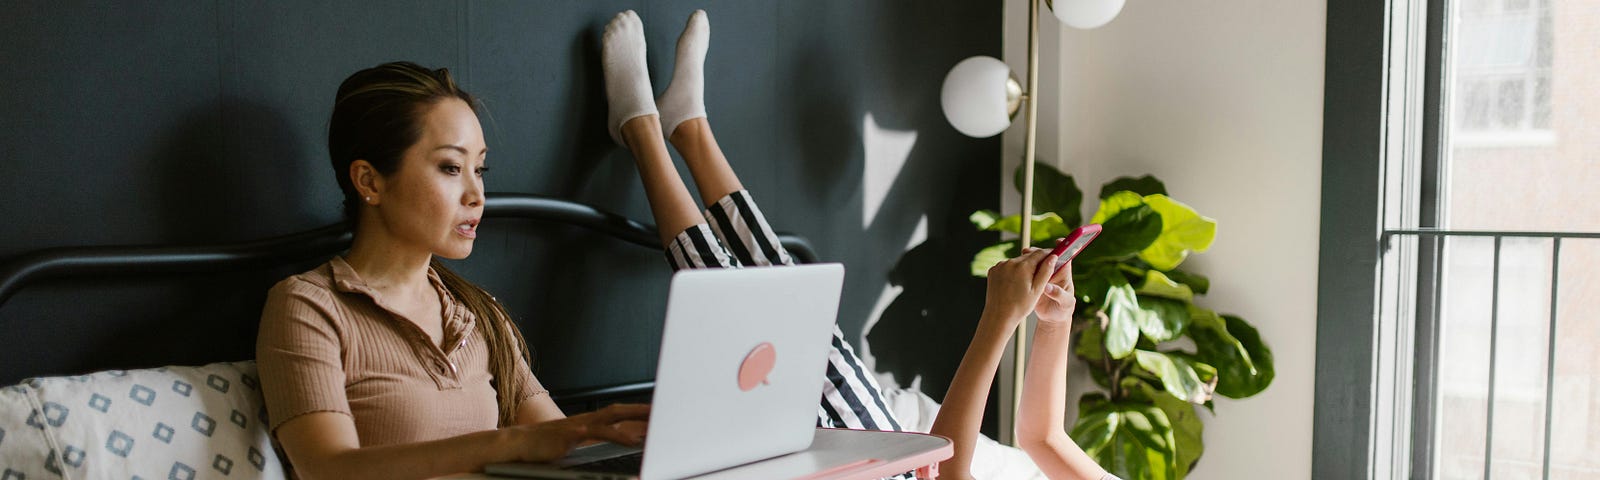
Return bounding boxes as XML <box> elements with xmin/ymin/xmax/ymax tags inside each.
<box><xmin>738</xmin><ymin>342</ymin><xmax>777</xmax><ymax>391</ymax></box>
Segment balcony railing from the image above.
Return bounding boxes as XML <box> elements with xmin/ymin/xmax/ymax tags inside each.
<box><xmin>1380</xmin><ymin>229</ymin><xmax>1600</xmax><ymax>480</ymax></box>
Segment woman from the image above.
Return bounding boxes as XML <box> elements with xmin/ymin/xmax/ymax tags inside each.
<box><xmin>258</xmin><ymin>9</ymin><xmax>902</xmax><ymax>478</ymax></box>
<box><xmin>928</xmin><ymin>250</ymin><xmax>1118</xmax><ymax>480</ymax></box>
<box><xmin>255</xmin><ymin>61</ymin><xmax>650</xmax><ymax>478</ymax></box>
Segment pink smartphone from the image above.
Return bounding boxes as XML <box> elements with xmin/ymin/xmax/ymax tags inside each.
<box><xmin>1046</xmin><ymin>224</ymin><xmax>1102</xmax><ymax>274</ymax></box>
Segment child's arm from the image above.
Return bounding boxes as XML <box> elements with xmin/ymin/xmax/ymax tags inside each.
<box><xmin>1017</xmin><ymin>264</ymin><xmax>1113</xmax><ymax>480</ymax></box>
<box><xmin>929</xmin><ymin>248</ymin><xmax>1056</xmax><ymax>480</ymax></box>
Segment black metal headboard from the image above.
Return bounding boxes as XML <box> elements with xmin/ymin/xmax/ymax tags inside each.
<box><xmin>0</xmin><ymin>192</ymin><xmax>818</xmax><ymax>410</ymax></box>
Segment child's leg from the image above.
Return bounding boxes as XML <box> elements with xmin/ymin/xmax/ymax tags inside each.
<box><xmin>618</xmin><ymin>115</ymin><xmax>724</xmax><ymax>264</ymax></box>
<box><xmin>671</xmin><ymin>120</ymin><xmax>794</xmax><ymax>267</ymax></box>
<box><xmin>604</xmin><ymin>10</ymin><xmax>732</xmax><ymax>268</ymax></box>
<box><xmin>657</xmin><ymin>11</ymin><xmax>792</xmax><ymax>267</ymax></box>
<box><xmin>654</xmin><ymin>13</ymin><xmax>901</xmax><ymax>433</ymax></box>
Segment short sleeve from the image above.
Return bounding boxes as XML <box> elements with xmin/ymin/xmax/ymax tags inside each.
<box><xmin>508</xmin><ymin>337</ymin><xmax>548</xmax><ymax>403</ymax></box>
<box><xmin>256</xmin><ymin>278</ymin><xmax>352</xmax><ymax>434</ymax></box>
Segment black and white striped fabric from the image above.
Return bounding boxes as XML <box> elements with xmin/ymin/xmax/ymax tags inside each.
<box><xmin>663</xmin><ymin>190</ymin><xmax>903</xmax><ymax>434</ymax></box>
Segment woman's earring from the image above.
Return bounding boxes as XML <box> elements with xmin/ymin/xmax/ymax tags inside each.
<box><xmin>365</xmin><ymin>196</ymin><xmax>373</xmax><ymax>203</ymax></box>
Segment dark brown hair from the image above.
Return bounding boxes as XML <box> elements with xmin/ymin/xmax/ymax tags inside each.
<box><xmin>328</xmin><ymin>61</ymin><xmax>533</xmax><ymax>426</ymax></box>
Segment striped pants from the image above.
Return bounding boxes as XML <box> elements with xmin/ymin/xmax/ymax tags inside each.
<box><xmin>663</xmin><ymin>190</ymin><xmax>904</xmax><ymax>433</ymax></box>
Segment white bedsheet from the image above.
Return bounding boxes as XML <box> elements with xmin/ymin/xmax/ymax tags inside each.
<box><xmin>882</xmin><ymin>387</ymin><xmax>1047</xmax><ymax>480</ymax></box>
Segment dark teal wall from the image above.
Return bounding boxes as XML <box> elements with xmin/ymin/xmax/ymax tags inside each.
<box><xmin>0</xmin><ymin>0</ymin><xmax>1001</xmax><ymax>407</ymax></box>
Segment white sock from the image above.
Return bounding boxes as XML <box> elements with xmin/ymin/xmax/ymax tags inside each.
<box><xmin>657</xmin><ymin>9</ymin><xmax>709</xmax><ymax>137</ymax></box>
<box><xmin>603</xmin><ymin>10</ymin><xmax>657</xmax><ymax>145</ymax></box>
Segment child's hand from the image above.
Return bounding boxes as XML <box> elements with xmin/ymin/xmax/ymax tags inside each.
<box><xmin>982</xmin><ymin>247</ymin><xmax>1057</xmax><ymax>328</ymax></box>
<box><xmin>1034</xmin><ymin>261</ymin><xmax>1076</xmax><ymax>327</ymax></box>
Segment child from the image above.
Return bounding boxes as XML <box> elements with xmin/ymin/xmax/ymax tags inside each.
<box><xmin>929</xmin><ymin>248</ymin><xmax>1117</xmax><ymax>480</ymax></box>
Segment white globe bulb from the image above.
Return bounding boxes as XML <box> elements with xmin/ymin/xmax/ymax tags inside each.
<box><xmin>1050</xmin><ymin>0</ymin><xmax>1125</xmax><ymax>30</ymax></box>
<box><xmin>941</xmin><ymin>56</ymin><xmax>1015</xmax><ymax>138</ymax></box>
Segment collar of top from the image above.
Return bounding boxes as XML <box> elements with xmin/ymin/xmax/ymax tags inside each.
<box><xmin>326</xmin><ymin>256</ymin><xmax>477</xmax><ymax>350</ymax></box>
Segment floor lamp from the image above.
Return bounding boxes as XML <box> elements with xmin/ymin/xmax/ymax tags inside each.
<box><xmin>939</xmin><ymin>0</ymin><xmax>1124</xmax><ymax>444</ymax></box>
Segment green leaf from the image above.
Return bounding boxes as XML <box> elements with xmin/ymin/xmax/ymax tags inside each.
<box><xmin>1071</xmin><ymin>399</ymin><xmax>1178</xmax><ymax>480</ymax></box>
<box><xmin>1079</xmin><ymin>203</ymin><xmax>1163</xmax><ymax>263</ymax></box>
<box><xmin>1076</xmin><ymin>320</ymin><xmax>1106</xmax><ymax>364</ymax></box>
<box><xmin>981</xmin><ymin>212</ymin><xmax>1075</xmax><ymax>245</ymax></box>
<box><xmin>970</xmin><ymin>210</ymin><xmax>1003</xmax><ymax>231</ymax></box>
<box><xmin>1100</xmin><ymin>175</ymin><xmax>1169</xmax><ymax>200</ymax></box>
<box><xmin>1090</xmin><ymin>191</ymin><xmax>1146</xmax><ymax>225</ymax></box>
<box><xmin>1101</xmin><ymin>284</ymin><xmax>1142</xmax><ymax>359</ymax></box>
<box><xmin>1135</xmin><ymin>296</ymin><xmax>1191</xmax><ymax>343</ymax></box>
<box><xmin>1072</xmin><ymin>394</ymin><xmax>1115</xmax><ymax>452</ymax></box>
<box><xmin>1137</xmin><ymin>195</ymin><xmax>1217</xmax><ymax>271</ymax></box>
<box><xmin>1088</xmin><ymin>361</ymin><xmax>1113</xmax><ymax>390</ymax></box>
<box><xmin>1137</xmin><ymin>270</ymin><xmax>1195</xmax><ymax>303</ymax></box>
<box><xmin>1015</xmin><ymin>162</ymin><xmax>1084</xmax><ymax>227</ymax></box>
<box><xmin>1187</xmin><ymin>308</ymin><xmax>1254</xmax><ymax>374</ymax></box>
<box><xmin>1168</xmin><ymin>352</ymin><xmax>1219</xmax><ymax>384</ymax></box>
<box><xmin>1192</xmin><ymin>314</ymin><xmax>1276</xmax><ymax>398</ymax></box>
<box><xmin>1134</xmin><ymin>350</ymin><xmax>1211</xmax><ymax>404</ymax></box>
<box><xmin>970</xmin><ymin>241</ymin><xmax>1020</xmax><ymax>277</ymax></box>
<box><xmin>1163</xmin><ymin>268</ymin><xmax>1211</xmax><ymax>295</ymax></box>
<box><xmin>1074</xmin><ymin>263</ymin><xmax>1123</xmax><ymax>305</ymax></box>
<box><xmin>1031</xmin><ymin>216</ymin><xmax>1076</xmax><ymax>246</ymax></box>
<box><xmin>1139</xmin><ymin>382</ymin><xmax>1205</xmax><ymax>479</ymax></box>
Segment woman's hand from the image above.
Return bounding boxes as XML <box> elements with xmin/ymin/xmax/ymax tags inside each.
<box><xmin>1034</xmin><ymin>261</ymin><xmax>1076</xmax><ymax>327</ymax></box>
<box><xmin>982</xmin><ymin>247</ymin><xmax>1057</xmax><ymax>329</ymax></box>
<box><xmin>505</xmin><ymin>403</ymin><xmax>651</xmax><ymax>463</ymax></box>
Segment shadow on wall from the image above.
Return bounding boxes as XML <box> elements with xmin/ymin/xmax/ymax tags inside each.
<box><xmin>550</xmin><ymin>22</ymin><xmax>623</xmax><ymax>202</ymax></box>
<box><xmin>840</xmin><ymin>1</ymin><xmax>1002</xmax><ymax>407</ymax></box>
<box><xmin>865</xmin><ymin>156</ymin><xmax>996</xmax><ymax>403</ymax></box>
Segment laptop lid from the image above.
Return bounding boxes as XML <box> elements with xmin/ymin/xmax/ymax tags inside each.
<box><xmin>640</xmin><ymin>263</ymin><xmax>844</xmax><ymax>480</ymax></box>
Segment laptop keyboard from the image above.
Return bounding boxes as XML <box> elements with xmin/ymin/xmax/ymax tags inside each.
<box><xmin>568</xmin><ymin>451</ymin><xmax>645</xmax><ymax>474</ymax></box>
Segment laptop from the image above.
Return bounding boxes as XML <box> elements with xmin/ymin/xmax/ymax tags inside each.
<box><xmin>486</xmin><ymin>263</ymin><xmax>846</xmax><ymax>480</ymax></box>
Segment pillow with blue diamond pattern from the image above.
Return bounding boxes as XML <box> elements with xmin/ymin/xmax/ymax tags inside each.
<box><xmin>1</xmin><ymin>382</ymin><xmax>56</xmax><ymax>479</ymax></box>
<box><xmin>0</xmin><ymin>361</ymin><xmax>284</xmax><ymax>479</ymax></box>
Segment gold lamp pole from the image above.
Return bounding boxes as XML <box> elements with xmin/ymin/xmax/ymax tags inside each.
<box><xmin>940</xmin><ymin>0</ymin><xmax>1124</xmax><ymax>445</ymax></box>
<box><xmin>1012</xmin><ymin>0</ymin><xmax>1042</xmax><ymax>445</ymax></box>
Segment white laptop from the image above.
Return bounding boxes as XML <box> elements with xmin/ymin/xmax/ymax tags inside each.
<box><xmin>485</xmin><ymin>263</ymin><xmax>846</xmax><ymax>480</ymax></box>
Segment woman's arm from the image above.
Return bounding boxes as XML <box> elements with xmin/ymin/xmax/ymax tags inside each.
<box><xmin>1016</xmin><ymin>264</ymin><xmax>1111</xmax><ymax>480</ymax></box>
<box><xmin>515</xmin><ymin>393</ymin><xmax>566</xmax><ymax>425</ymax></box>
<box><xmin>275</xmin><ymin>403</ymin><xmax>649</xmax><ymax>480</ymax></box>
<box><xmin>929</xmin><ymin>248</ymin><xmax>1055</xmax><ymax>480</ymax></box>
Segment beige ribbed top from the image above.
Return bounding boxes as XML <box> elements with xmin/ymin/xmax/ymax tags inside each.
<box><xmin>255</xmin><ymin>256</ymin><xmax>543</xmax><ymax>447</ymax></box>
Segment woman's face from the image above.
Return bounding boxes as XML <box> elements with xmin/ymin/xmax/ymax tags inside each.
<box><xmin>371</xmin><ymin>98</ymin><xmax>487</xmax><ymax>260</ymax></box>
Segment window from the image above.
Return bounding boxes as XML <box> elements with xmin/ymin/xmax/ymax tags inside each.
<box><xmin>1450</xmin><ymin>0</ymin><xmax>1553</xmax><ymax>146</ymax></box>
<box><xmin>1317</xmin><ymin>1</ymin><xmax>1599</xmax><ymax>479</ymax></box>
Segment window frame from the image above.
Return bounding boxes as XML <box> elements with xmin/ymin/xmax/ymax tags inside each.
<box><xmin>1320</xmin><ymin>1</ymin><xmax>1600</xmax><ymax>478</ymax></box>
<box><xmin>1313</xmin><ymin>0</ymin><xmax>1445</xmax><ymax>478</ymax></box>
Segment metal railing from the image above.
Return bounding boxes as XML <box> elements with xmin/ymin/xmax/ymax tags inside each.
<box><xmin>1381</xmin><ymin>229</ymin><xmax>1600</xmax><ymax>480</ymax></box>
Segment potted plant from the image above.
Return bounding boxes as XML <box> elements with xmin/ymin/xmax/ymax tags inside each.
<box><xmin>969</xmin><ymin>163</ymin><xmax>1275</xmax><ymax>480</ymax></box>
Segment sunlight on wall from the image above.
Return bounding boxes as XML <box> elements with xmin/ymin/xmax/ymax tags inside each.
<box><xmin>861</xmin><ymin>112</ymin><xmax>919</xmax><ymax>229</ymax></box>
<box><xmin>860</xmin><ymin>214</ymin><xmax>929</xmax><ymax>391</ymax></box>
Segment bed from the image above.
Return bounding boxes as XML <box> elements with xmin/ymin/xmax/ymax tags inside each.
<box><xmin>0</xmin><ymin>192</ymin><xmax>822</xmax><ymax>407</ymax></box>
<box><xmin>0</xmin><ymin>192</ymin><xmax>818</xmax><ymax>478</ymax></box>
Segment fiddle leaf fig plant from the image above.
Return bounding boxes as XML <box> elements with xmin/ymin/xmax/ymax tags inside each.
<box><xmin>970</xmin><ymin>163</ymin><xmax>1276</xmax><ymax>480</ymax></box>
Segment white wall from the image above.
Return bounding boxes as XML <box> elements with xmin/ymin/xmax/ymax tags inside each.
<box><xmin>1004</xmin><ymin>0</ymin><xmax>1326</xmax><ymax>478</ymax></box>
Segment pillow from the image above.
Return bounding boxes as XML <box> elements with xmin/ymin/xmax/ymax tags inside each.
<box><xmin>0</xmin><ymin>382</ymin><xmax>56</xmax><ymax>478</ymax></box>
<box><xmin>3</xmin><ymin>362</ymin><xmax>285</xmax><ymax>479</ymax></box>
